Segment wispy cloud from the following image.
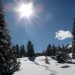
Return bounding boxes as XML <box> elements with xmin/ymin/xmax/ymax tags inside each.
<box><xmin>55</xmin><ymin>30</ymin><xmax>72</xmax><ymax>40</ymax></box>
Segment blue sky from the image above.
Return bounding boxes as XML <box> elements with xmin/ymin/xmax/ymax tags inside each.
<box><xmin>2</xmin><ymin>0</ymin><xmax>75</xmax><ymax>52</ymax></box>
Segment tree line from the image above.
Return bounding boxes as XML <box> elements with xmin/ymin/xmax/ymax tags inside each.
<box><xmin>11</xmin><ymin>41</ymin><xmax>72</xmax><ymax>63</ymax></box>
<box><xmin>11</xmin><ymin>41</ymin><xmax>72</xmax><ymax>62</ymax></box>
<box><xmin>11</xmin><ymin>40</ymin><xmax>35</xmax><ymax>58</ymax></box>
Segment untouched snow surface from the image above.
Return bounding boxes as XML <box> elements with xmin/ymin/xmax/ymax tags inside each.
<box><xmin>13</xmin><ymin>56</ymin><xmax>75</xmax><ymax>75</ymax></box>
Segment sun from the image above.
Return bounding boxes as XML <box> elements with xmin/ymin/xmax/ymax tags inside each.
<box><xmin>19</xmin><ymin>3</ymin><xmax>33</xmax><ymax>17</ymax></box>
<box><xmin>16</xmin><ymin>2</ymin><xmax>34</xmax><ymax>18</ymax></box>
<box><xmin>14</xmin><ymin>1</ymin><xmax>41</xmax><ymax>23</ymax></box>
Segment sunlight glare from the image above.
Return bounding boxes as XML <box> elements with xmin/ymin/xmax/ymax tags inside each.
<box><xmin>17</xmin><ymin>3</ymin><xmax>33</xmax><ymax>18</ymax></box>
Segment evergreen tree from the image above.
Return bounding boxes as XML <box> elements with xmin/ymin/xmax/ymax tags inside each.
<box><xmin>42</xmin><ymin>50</ymin><xmax>45</xmax><ymax>56</ymax></box>
<box><xmin>61</xmin><ymin>45</ymin><xmax>65</xmax><ymax>52</ymax></box>
<box><xmin>11</xmin><ymin>45</ymin><xmax>17</xmax><ymax>57</ymax></box>
<box><xmin>20</xmin><ymin>45</ymin><xmax>26</xmax><ymax>57</ymax></box>
<box><xmin>72</xmin><ymin>18</ymin><xmax>75</xmax><ymax>58</ymax></box>
<box><xmin>58</xmin><ymin>45</ymin><xmax>62</xmax><ymax>51</ymax></box>
<box><xmin>0</xmin><ymin>0</ymin><xmax>19</xmax><ymax>74</ymax></box>
<box><xmin>62</xmin><ymin>44</ymin><xmax>69</xmax><ymax>53</ymax></box>
<box><xmin>45</xmin><ymin>44</ymin><xmax>52</xmax><ymax>56</ymax></box>
<box><xmin>56</xmin><ymin>45</ymin><xmax>69</xmax><ymax>63</ymax></box>
<box><xmin>27</xmin><ymin>41</ymin><xmax>35</xmax><ymax>57</ymax></box>
<box><xmin>56</xmin><ymin>45</ymin><xmax>64</xmax><ymax>63</ymax></box>
<box><xmin>16</xmin><ymin>44</ymin><xmax>20</xmax><ymax>58</ymax></box>
<box><xmin>52</xmin><ymin>45</ymin><xmax>56</xmax><ymax>56</ymax></box>
<box><xmin>11</xmin><ymin>45</ymin><xmax>20</xmax><ymax>58</ymax></box>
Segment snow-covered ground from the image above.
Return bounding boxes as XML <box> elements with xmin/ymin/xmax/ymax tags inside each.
<box><xmin>13</xmin><ymin>56</ymin><xmax>75</xmax><ymax>75</ymax></box>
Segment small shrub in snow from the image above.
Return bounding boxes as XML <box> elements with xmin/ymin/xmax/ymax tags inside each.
<box><xmin>45</xmin><ymin>57</ymin><xmax>50</xmax><ymax>64</ymax></box>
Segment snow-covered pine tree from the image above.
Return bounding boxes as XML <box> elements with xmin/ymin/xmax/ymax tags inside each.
<box><xmin>72</xmin><ymin>18</ymin><xmax>75</xmax><ymax>59</ymax></box>
<box><xmin>0</xmin><ymin>0</ymin><xmax>19</xmax><ymax>74</ymax></box>
<box><xmin>11</xmin><ymin>45</ymin><xmax>17</xmax><ymax>57</ymax></box>
<box><xmin>56</xmin><ymin>45</ymin><xmax>69</xmax><ymax>63</ymax></box>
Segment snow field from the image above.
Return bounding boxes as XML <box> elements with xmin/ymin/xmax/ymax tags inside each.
<box><xmin>13</xmin><ymin>56</ymin><xmax>75</xmax><ymax>75</ymax></box>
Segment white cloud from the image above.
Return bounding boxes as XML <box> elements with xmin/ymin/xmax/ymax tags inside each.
<box><xmin>55</xmin><ymin>30</ymin><xmax>72</xmax><ymax>40</ymax></box>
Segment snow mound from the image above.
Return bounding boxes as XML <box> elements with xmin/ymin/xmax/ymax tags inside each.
<box><xmin>34</xmin><ymin>56</ymin><xmax>57</xmax><ymax>66</ymax></box>
<box><xmin>35</xmin><ymin>56</ymin><xmax>52</xmax><ymax>61</ymax></box>
<box><xmin>18</xmin><ymin>57</ymin><xmax>28</xmax><ymax>61</ymax></box>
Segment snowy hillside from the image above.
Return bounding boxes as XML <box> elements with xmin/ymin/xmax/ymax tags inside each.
<box><xmin>13</xmin><ymin>56</ymin><xmax>75</xmax><ymax>75</ymax></box>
